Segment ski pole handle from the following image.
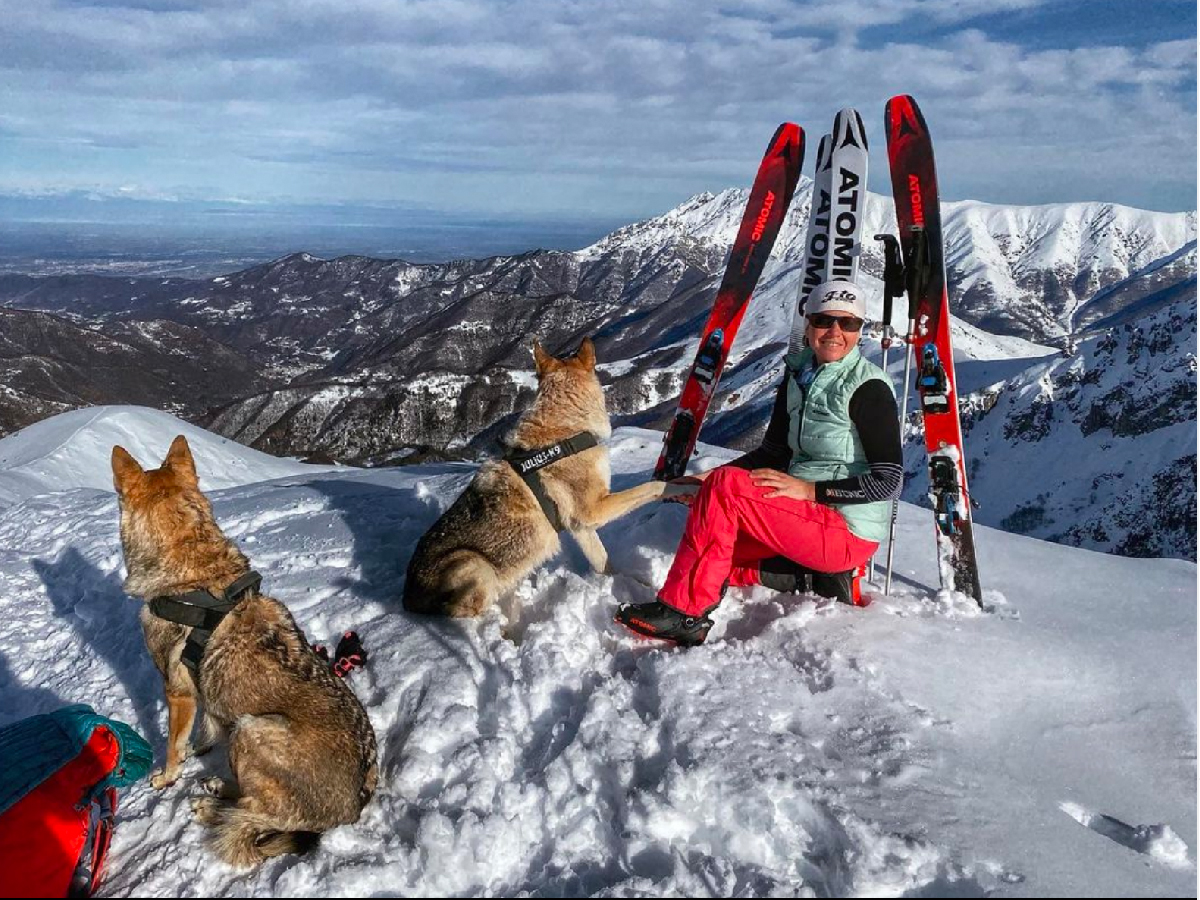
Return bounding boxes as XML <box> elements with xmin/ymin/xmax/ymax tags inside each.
<box><xmin>874</xmin><ymin>233</ymin><xmax>905</xmax><ymax>350</ymax></box>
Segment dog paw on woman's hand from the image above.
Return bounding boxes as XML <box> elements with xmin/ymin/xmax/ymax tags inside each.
<box><xmin>662</xmin><ymin>479</ymin><xmax>700</xmax><ymax>505</ymax></box>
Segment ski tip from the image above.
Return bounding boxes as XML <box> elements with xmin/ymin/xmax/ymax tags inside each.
<box><xmin>834</xmin><ymin>106</ymin><xmax>866</xmax><ymax>125</ymax></box>
<box><xmin>885</xmin><ymin>94</ymin><xmax>928</xmax><ymax>144</ymax></box>
<box><xmin>771</xmin><ymin>122</ymin><xmax>802</xmax><ymax>141</ymax></box>
<box><xmin>766</xmin><ymin>122</ymin><xmax>804</xmax><ymax>161</ymax></box>
<box><xmin>851</xmin><ymin>108</ymin><xmax>868</xmax><ymax>147</ymax></box>
<box><xmin>886</xmin><ymin>95</ymin><xmax>926</xmax><ymax>122</ymax></box>
<box><xmin>764</xmin><ymin>124</ymin><xmax>805</xmax><ymax>194</ymax></box>
<box><xmin>817</xmin><ymin>133</ymin><xmax>833</xmax><ymax>169</ymax></box>
<box><xmin>832</xmin><ymin>107</ymin><xmax>869</xmax><ymax>151</ymax></box>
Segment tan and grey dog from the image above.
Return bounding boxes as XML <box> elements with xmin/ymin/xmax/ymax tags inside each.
<box><xmin>111</xmin><ymin>436</ymin><xmax>377</xmax><ymax>867</ymax></box>
<box><xmin>404</xmin><ymin>337</ymin><xmax>668</xmax><ymax>618</ymax></box>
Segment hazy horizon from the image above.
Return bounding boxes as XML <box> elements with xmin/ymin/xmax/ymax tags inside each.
<box><xmin>2</xmin><ymin>173</ymin><xmax>1195</xmax><ymax>280</ymax></box>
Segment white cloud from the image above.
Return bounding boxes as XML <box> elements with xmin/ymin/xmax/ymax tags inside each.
<box><xmin>0</xmin><ymin>0</ymin><xmax>1194</xmax><ymax>216</ymax></box>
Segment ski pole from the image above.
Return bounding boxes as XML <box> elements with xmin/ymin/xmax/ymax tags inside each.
<box><xmin>874</xmin><ymin>234</ymin><xmax>905</xmax><ymax>594</ymax></box>
<box><xmin>866</xmin><ymin>330</ymin><xmax>891</xmax><ymax>588</ymax></box>
<box><xmin>884</xmin><ymin>226</ymin><xmax>930</xmax><ymax>596</ymax></box>
<box><xmin>872</xmin><ymin>333</ymin><xmax>889</xmax><ymax>588</ymax></box>
<box><xmin>869</xmin><ymin>323</ymin><xmax>888</xmax><ymax>589</ymax></box>
<box><xmin>885</xmin><ymin>333</ymin><xmax>913</xmax><ymax>597</ymax></box>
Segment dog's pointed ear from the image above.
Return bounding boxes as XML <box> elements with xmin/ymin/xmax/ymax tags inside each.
<box><xmin>574</xmin><ymin>337</ymin><xmax>596</xmax><ymax>371</ymax></box>
<box><xmin>164</xmin><ymin>434</ymin><xmax>198</xmax><ymax>484</ymax></box>
<box><xmin>111</xmin><ymin>446</ymin><xmax>143</xmax><ymax>495</ymax></box>
<box><xmin>533</xmin><ymin>340</ymin><xmax>557</xmax><ymax>377</ymax></box>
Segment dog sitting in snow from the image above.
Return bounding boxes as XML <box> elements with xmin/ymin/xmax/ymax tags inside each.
<box><xmin>111</xmin><ymin>435</ymin><xmax>377</xmax><ymax>867</ymax></box>
<box><xmin>403</xmin><ymin>338</ymin><xmax>671</xmax><ymax>617</ymax></box>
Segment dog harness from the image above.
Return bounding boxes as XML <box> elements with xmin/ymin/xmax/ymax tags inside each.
<box><xmin>503</xmin><ymin>432</ymin><xmax>600</xmax><ymax>531</ymax></box>
<box><xmin>147</xmin><ymin>570</ymin><xmax>263</xmax><ymax>673</ymax></box>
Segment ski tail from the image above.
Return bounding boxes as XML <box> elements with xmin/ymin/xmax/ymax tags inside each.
<box><xmin>655</xmin><ymin>123</ymin><xmax>804</xmax><ymax>480</ymax></box>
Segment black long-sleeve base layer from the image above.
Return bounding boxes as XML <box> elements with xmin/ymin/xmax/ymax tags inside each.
<box><xmin>726</xmin><ymin>371</ymin><xmax>903</xmax><ymax>505</ymax></box>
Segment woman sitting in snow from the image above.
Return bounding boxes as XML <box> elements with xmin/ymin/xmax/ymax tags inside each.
<box><xmin>615</xmin><ymin>280</ymin><xmax>904</xmax><ymax>645</ymax></box>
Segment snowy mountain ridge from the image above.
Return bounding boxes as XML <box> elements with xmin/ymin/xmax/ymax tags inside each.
<box><xmin>580</xmin><ymin>179</ymin><xmax>1195</xmax><ymax>341</ymax></box>
<box><xmin>947</xmin><ymin>295</ymin><xmax>1197</xmax><ymax>559</ymax></box>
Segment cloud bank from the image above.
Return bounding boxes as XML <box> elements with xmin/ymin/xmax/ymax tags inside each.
<box><xmin>0</xmin><ymin>0</ymin><xmax>1194</xmax><ymax>219</ymax></box>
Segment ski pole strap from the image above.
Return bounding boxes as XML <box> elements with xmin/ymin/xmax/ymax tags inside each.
<box><xmin>503</xmin><ymin>432</ymin><xmax>601</xmax><ymax>531</ymax></box>
<box><xmin>148</xmin><ymin>571</ymin><xmax>263</xmax><ymax>673</ymax></box>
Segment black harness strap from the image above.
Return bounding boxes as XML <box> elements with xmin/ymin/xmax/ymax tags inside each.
<box><xmin>149</xmin><ymin>570</ymin><xmax>262</xmax><ymax>673</ymax></box>
<box><xmin>505</xmin><ymin>432</ymin><xmax>599</xmax><ymax>476</ymax></box>
<box><xmin>503</xmin><ymin>432</ymin><xmax>600</xmax><ymax>531</ymax></box>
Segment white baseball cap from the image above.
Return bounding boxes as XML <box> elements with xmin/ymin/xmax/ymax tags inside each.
<box><xmin>807</xmin><ymin>280</ymin><xmax>867</xmax><ymax>320</ymax></box>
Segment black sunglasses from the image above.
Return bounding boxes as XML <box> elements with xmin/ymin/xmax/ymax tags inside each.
<box><xmin>808</xmin><ymin>313</ymin><xmax>864</xmax><ymax>332</ymax></box>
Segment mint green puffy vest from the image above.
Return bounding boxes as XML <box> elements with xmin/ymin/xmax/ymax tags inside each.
<box><xmin>784</xmin><ymin>345</ymin><xmax>894</xmax><ymax>542</ymax></box>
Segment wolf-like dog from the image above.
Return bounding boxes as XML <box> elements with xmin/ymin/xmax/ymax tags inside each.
<box><xmin>111</xmin><ymin>436</ymin><xmax>377</xmax><ymax>867</ymax></box>
<box><xmin>403</xmin><ymin>338</ymin><xmax>669</xmax><ymax>617</ymax></box>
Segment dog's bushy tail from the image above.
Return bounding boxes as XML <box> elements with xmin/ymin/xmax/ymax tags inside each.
<box><xmin>211</xmin><ymin>805</ymin><xmax>320</xmax><ymax>867</ymax></box>
<box><xmin>404</xmin><ymin>549</ymin><xmax>500</xmax><ymax>617</ymax></box>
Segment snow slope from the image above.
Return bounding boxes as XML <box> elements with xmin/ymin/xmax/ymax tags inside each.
<box><xmin>0</xmin><ymin>405</ymin><xmax>336</xmax><ymax>508</ymax></box>
<box><xmin>0</xmin><ymin>408</ymin><xmax>1193</xmax><ymax>897</ymax></box>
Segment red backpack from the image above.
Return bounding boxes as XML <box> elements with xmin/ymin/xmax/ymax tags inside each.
<box><xmin>0</xmin><ymin>705</ymin><xmax>151</xmax><ymax>898</ymax></box>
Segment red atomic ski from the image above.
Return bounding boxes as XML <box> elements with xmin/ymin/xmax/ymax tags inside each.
<box><xmin>884</xmin><ymin>95</ymin><xmax>982</xmax><ymax>602</ymax></box>
<box><xmin>655</xmin><ymin>122</ymin><xmax>804</xmax><ymax>481</ymax></box>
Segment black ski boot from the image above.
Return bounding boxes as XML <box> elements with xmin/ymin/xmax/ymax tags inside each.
<box><xmin>615</xmin><ymin>601</ymin><xmax>713</xmax><ymax>646</ymax></box>
<box><xmin>758</xmin><ymin>556</ymin><xmax>804</xmax><ymax>593</ymax></box>
<box><xmin>811</xmin><ymin>569</ymin><xmax>855</xmax><ymax>605</ymax></box>
<box><xmin>757</xmin><ymin>557</ymin><xmax>858</xmax><ymax>605</ymax></box>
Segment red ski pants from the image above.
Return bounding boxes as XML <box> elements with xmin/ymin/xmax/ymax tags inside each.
<box><xmin>658</xmin><ymin>466</ymin><xmax>878</xmax><ymax>617</ymax></box>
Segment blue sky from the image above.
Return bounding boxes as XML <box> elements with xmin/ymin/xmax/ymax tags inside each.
<box><xmin>0</xmin><ymin>0</ymin><xmax>1194</xmax><ymax>227</ymax></box>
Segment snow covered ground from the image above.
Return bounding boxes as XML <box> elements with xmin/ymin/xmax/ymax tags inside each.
<box><xmin>0</xmin><ymin>407</ymin><xmax>1193</xmax><ymax>897</ymax></box>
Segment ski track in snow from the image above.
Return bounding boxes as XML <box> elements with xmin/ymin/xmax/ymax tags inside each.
<box><xmin>0</xmin><ymin>414</ymin><xmax>1192</xmax><ymax>897</ymax></box>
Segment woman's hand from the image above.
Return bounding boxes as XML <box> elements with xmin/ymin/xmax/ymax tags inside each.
<box><xmin>749</xmin><ymin>468</ymin><xmax>816</xmax><ymax>502</ymax></box>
